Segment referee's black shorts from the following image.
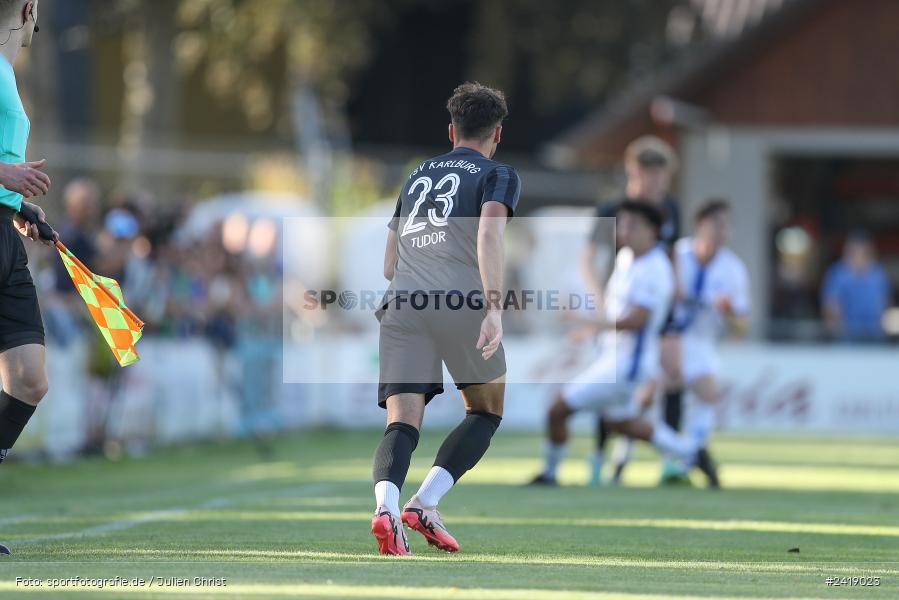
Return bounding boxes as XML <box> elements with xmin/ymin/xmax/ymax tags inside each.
<box><xmin>0</xmin><ymin>205</ymin><xmax>45</xmax><ymax>353</ymax></box>
<box><xmin>376</xmin><ymin>294</ymin><xmax>506</xmax><ymax>408</ymax></box>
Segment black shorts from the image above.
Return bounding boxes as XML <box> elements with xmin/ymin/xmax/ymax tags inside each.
<box><xmin>0</xmin><ymin>206</ymin><xmax>44</xmax><ymax>353</ymax></box>
<box><xmin>660</xmin><ymin>304</ymin><xmax>680</xmax><ymax>336</ymax></box>
<box><xmin>377</xmin><ymin>294</ymin><xmax>506</xmax><ymax>408</ymax></box>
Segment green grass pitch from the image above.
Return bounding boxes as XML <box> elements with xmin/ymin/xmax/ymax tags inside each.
<box><xmin>0</xmin><ymin>430</ymin><xmax>897</xmax><ymax>599</ymax></box>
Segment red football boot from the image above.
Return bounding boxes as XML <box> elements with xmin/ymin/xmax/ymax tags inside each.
<box><xmin>401</xmin><ymin>497</ymin><xmax>460</xmax><ymax>553</ymax></box>
<box><xmin>371</xmin><ymin>507</ymin><xmax>411</xmax><ymax>556</ymax></box>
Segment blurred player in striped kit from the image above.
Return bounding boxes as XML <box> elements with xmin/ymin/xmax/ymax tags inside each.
<box><xmin>610</xmin><ymin>199</ymin><xmax>750</xmax><ymax>487</ymax></box>
<box><xmin>530</xmin><ymin>201</ymin><xmax>700</xmax><ymax>486</ymax></box>
<box><xmin>578</xmin><ymin>136</ymin><xmax>688</xmax><ymax>486</ymax></box>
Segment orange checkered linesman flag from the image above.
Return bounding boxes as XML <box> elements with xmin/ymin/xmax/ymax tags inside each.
<box><xmin>16</xmin><ymin>202</ymin><xmax>143</xmax><ymax>367</ymax></box>
<box><xmin>56</xmin><ymin>243</ymin><xmax>144</xmax><ymax>366</ymax></box>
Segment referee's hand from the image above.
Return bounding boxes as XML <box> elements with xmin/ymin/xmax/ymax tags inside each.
<box><xmin>0</xmin><ymin>159</ymin><xmax>51</xmax><ymax>197</ymax></box>
<box><xmin>14</xmin><ymin>202</ymin><xmax>57</xmax><ymax>247</ymax></box>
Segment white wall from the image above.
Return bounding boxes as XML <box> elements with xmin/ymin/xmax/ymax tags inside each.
<box><xmin>13</xmin><ymin>337</ymin><xmax>895</xmax><ymax>461</ymax></box>
<box><xmin>290</xmin><ymin>336</ymin><xmax>899</xmax><ymax>435</ymax></box>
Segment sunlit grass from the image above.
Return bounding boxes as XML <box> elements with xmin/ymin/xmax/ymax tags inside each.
<box><xmin>302</xmin><ymin>457</ymin><xmax>899</xmax><ymax>493</ymax></box>
<box><xmin>228</xmin><ymin>462</ymin><xmax>303</xmax><ymax>483</ymax></box>
<box><xmin>1</xmin><ymin>432</ymin><xmax>897</xmax><ymax>599</ymax></box>
<box><xmin>0</xmin><ymin>581</ymin><xmax>851</xmax><ymax>599</ymax></box>
<box><xmin>8</xmin><ymin>549</ymin><xmax>894</xmax><ymax>573</ymax></box>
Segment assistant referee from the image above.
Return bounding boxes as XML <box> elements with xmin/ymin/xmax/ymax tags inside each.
<box><xmin>0</xmin><ymin>0</ymin><xmax>54</xmax><ymax>475</ymax></box>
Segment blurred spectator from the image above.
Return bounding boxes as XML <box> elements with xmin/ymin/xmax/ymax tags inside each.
<box><xmin>53</xmin><ymin>178</ymin><xmax>100</xmax><ymax>294</ymax></box>
<box><xmin>579</xmin><ymin>136</ymin><xmax>680</xmax><ymax>302</ymax></box>
<box><xmin>821</xmin><ymin>231</ymin><xmax>891</xmax><ymax>342</ymax></box>
<box><xmin>96</xmin><ymin>208</ymin><xmax>140</xmax><ymax>283</ymax></box>
<box><xmin>43</xmin><ymin>179</ymin><xmax>102</xmax><ymax>346</ymax></box>
<box><xmin>36</xmin><ymin>181</ymin><xmax>290</xmax><ymax>454</ymax></box>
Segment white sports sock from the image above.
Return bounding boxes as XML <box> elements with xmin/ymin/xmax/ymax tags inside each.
<box><xmin>374</xmin><ymin>480</ymin><xmax>400</xmax><ymax>516</ymax></box>
<box><xmin>542</xmin><ymin>442</ymin><xmax>567</xmax><ymax>479</ymax></box>
<box><xmin>414</xmin><ymin>466</ymin><xmax>456</xmax><ymax>508</ymax></box>
<box><xmin>650</xmin><ymin>422</ymin><xmax>696</xmax><ymax>463</ymax></box>
<box><xmin>611</xmin><ymin>437</ymin><xmax>633</xmax><ymax>467</ymax></box>
<box><xmin>588</xmin><ymin>449</ymin><xmax>604</xmax><ymax>483</ymax></box>
<box><xmin>688</xmin><ymin>401</ymin><xmax>716</xmax><ymax>447</ymax></box>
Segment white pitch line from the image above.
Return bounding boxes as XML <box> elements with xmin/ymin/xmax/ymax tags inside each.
<box><xmin>10</xmin><ymin>496</ymin><xmax>232</xmax><ymax>545</ymax></box>
<box><xmin>8</xmin><ymin>482</ymin><xmax>336</xmax><ymax>546</ymax></box>
<box><xmin>13</xmin><ymin>508</ymin><xmax>190</xmax><ymax>544</ymax></box>
<box><xmin>0</xmin><ymin>514</ymin><xmax>42</xmax><ymax>526</ymax></box>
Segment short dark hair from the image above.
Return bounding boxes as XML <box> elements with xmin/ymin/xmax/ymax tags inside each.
<box><xmin>618</xmin><ymin>199</ymin><xmax>663</xmax><ymax>231</ymax></box>
<box><xmin>446</xmin><ymin>82</ymin><xmax>508</xmax><ymax>140</ymax></box>
<box><xmin>695</xmin><ymin>198</ymin><xmax>731</xmax><ymax>223</ymax></box>
<box><xmin>846</xmin><ymin>229</ymin><xmax>872</xmax><ymax>246</ymax></box>
<box><xmin>625</xmin><ymin>136</ymin><xmax>678</xmax><ymax>172</ymax></box>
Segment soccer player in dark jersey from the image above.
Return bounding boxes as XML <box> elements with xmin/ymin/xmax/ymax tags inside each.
<box><xmin>0</xmin><ymin>0</ymin><xmax>52</xmax><ymax>558</ymax></box>
<box><xmin>578</xmin><ymin>136</ymin><xmax>687</xmax><ymax>486</ymax></box>
<box><xmin>370</xmin><ymin>82</ymin><xmax>520</xmax><ymax>555</ymax></box>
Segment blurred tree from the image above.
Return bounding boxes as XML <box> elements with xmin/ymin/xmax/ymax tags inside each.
<box><xmin>19</xmin><ymin>0</ymin><xmax>63</xmax><ymax>160</ymax></box>
<box><xmin>470</xmin><ymin>0</ymin><xmax>679</xmax><ymax>113</ymax></box>
<box><xmin>75</xmin><ymin>0</ymin><xmax>391</xmax><ymax>204</ymax></box>
<box><xmin>174</xmin><ymin>0</ymin><xmax>391</xmax><ymax>204</ymax></box>
<box><xmin>111</xmin><ymin>0</ymin><xmax>179</xmax><ymax>194</ymax></box>
<box><xmin>347</xmin><ymin>0</ymin><xmax>682</xmax><ymax>152</ymax></box>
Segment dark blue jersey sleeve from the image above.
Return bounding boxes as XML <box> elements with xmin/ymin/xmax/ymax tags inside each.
<box><xmin>481</xmin><ymin>165</ymin><xmax>521</xmax><ymax>218</ymax></box>
<box><xmin>661</xmin><ymin>197</ymin><xmax>681</xmax><ymax>247</ymax></box>
<box><xmin>387</xmin><ymin>195</ymin><xmax>401</xmax><ymax>231</ymax></box>
<box><xmin>589</xmin><ymin>201</ymin><xmax>620</xmax><ymax>244</ymax></box>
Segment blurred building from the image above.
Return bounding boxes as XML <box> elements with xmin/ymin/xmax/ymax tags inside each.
<box><xmin>545</xmin><ymin>0</ymin><xmax>899</xmax><ymax>340</ymax></box>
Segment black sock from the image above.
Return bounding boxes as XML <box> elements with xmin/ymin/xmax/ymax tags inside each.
<box><xmin>434</xmin><ymin>410</ymin><xmax>502</xmax><ymax>482</ymax></box>
<box><xmin>664</xmin><ymin>389</ymin><xmax>683</xmax><ymax>432</ymax></box>
<box><xmin>372</xmin><ymin>421</ymin><xmax>420</xmax><ymax>489</ymax></box>
<box><xmin>0</xmin><ymin>391</ymin><xmax>36</xmax><ymax>463</ymax></box>
<box><xmin>597</xmin><ymin>416</ymin><xmax>610</xmax><ymax>450</ymax></box>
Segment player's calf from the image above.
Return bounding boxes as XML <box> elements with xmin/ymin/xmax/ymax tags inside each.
<box><xmin>371</xmin><ymin>415</ymin><xmax>420</xmax><ymax>553</ymax></box>
<box><xmin>695</xmin><ymin>447</ymin><xmax>721</xmax><ymax>489</ymax></box>
<box><xmin>0</xmin><ymin>390</ymin><xmax>40</xmax><ymax>464</ymax></box>
<box><xmin>530</xmin><ymin>395</ymin><xmax>575</xmax><ymax>485</ymax></box>
<box><xmin>547</xmin><ymin>395</ymin><xmax>573</xmax><ymax>444</ymax></box>
<box><xmin>0</xmin><ymin>344</ymin><xmax>49</xmax><ymax>406</ymax></box>
<box><xmin>411</xmin><ymin>409</ymin><xmax>502</xmax><ymax>508</ymax></box>
<box><xmin>371</xmin><ymin>396</ymin><xmax>422</xmax><ymax>555</ymax></box>
<box><xmin>686</xmin><ymin>377</ymin><xmax>722</xmax><ymax>487</ymax></box>
<box><xmin>606</xmin><ymin>417</ymin><xmax>698</xmax><ymax>465</ymax></box>
<box><xmin>0</xmin><ymin>344</ymin><xmax>49</xmax><ymax>463</ymax></box>
<box><xmin>589</xmin><ymin>417</ymin><xmax>610</xmax><ymax>486</ymax></box>
<box><xmin>372</xmin><ymin>421</ymin><xmax>420</xmax><ymax>516</ymax></box>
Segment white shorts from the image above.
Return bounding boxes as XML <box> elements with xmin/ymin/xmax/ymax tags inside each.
<box><xmin>681</xmin><ymin>336</ymin><xmax>719</xmax><ymax>384</ymax></box>
<box><xmin>561</xmin><ymin>357</ymin><xmax>641</xmax><ymax>420</ymax></box>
